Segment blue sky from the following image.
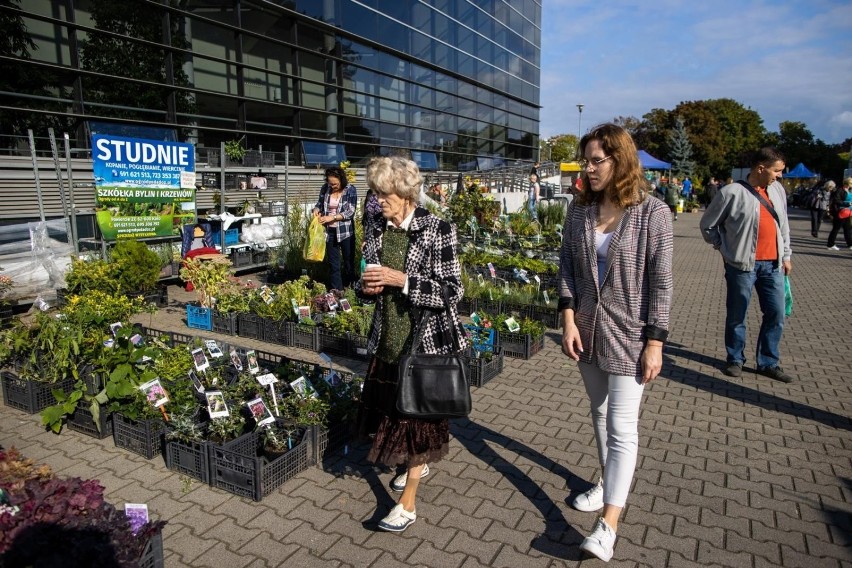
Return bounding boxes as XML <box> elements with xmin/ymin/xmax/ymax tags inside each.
<box><xmin>538</xmin><ymin>0</ymin><xmax>852</xmax><ymax>145</ymax></box>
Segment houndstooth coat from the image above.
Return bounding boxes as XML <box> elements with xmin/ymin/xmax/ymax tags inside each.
<box><xmin>357</xmin><ymin>206</ymin><xmax>467</xmax><ymax>357</ymax></box>
<box><xmin>557</xmin><ymin>194</ymin><xmax>673</xmax><ymax>377</ymax></box>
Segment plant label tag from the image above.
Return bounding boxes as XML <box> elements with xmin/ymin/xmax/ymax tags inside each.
<box><xmin>533</xmin><ymin>274</ymin><xmax>541</xmax><ymax>284</ymax></box>
<box><xmin>206</xmin><ymin>390</ymin><xmax>229</xmax><ymax>418</ymax></box>
<box><xmin>477</xmin><ymin>273</ymin><xmax>484</xmax><ymax>286</ymax></box>
<box><xmin>339</xmin><ymin>298</ymin><xmax>352</xmax><ymax>312</ymax></box>
<box><xmin>247</xmin><ymin>397</ymin><xmax>275</xmax><ymax>427</ymax></box>
<box><xmin>291</xmin><ymin>298</ymin><xmax>299</xmax><ymax>315</ymax></box>
<box><xmin>471</xmin><ymin>312</ymin><xmax>482</xmax><ymax>326</ymax></box>
<box><xmin>205</xmin><ymin>340</ymin><xmax>223</xmax><ymax>358</ymax></box>
<box><xmin>124</xmin><ymin>504</ymin><xmax>149</xmax><ymax>535</ymax></box>
<box><xmin>188</xmin><ymin>370</ymin><xmax>204</xmax><ymax>393</ymax></box>
<box><xmin>246</xmin><ymin>349</ymin><xmax>260</xmax><ymax>375</ymax></box>
<box><xmin>229</xmin><ymin>349</ymin><xmax>243</xmax><ymax>371</ymax></box>
<box><xmin>543</xmin><ymin>290</ymin><xmax>551</xmax><ymax>304</ymax></box>
<box><xmin>139</xmin><ymin>378</ymin><xmax>169</xmax><ymax>408</ymax></box>
<box><xmin>487</xmin><ymin>263</ymin><xmax>496</xmax><ymax>279</ymax></box>
<box><xmin>256</xmin><ymin>372</ymin><xmax>278</xmax><ymax>386</ymax></box>
<box><xmin>504</xmin><ymin>316</ymin><xmax>520</xmax><ymax>333</ymax></box>
<box><xmin>191</xmin><ymin>348</ymin><xmax>209</xmax><ymax>372</ymax></box>
<box><xmin>488</xmin><ymin>288</ymin><xmax>493</xmax><ymax>301</ymax></box>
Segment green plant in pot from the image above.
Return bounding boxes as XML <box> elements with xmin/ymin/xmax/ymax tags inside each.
<box><xmin>64</xmin><ymin>256</ymin><xmax>120</xmax><ymax>295</ymax></box>
<box><xmin>207</xmin><ymin>412</ymin><xmax>246</xmax><ymax>443</ymax></box>
<box><xmin>108</xmin><ymin>240</ymin><xmax>162</xmax><ymax>294</ymax></box>
<box><xmin>224</xmin><ymin>139</ymin><xmax>246</xmax><ymax>163</ymax></box>
<box><xmin>180</xmin><ymin>256</ymin><xmax>233</xmax><ymax>308</ymax></box>
<box><xmin>259</xmin><ymin>422</ymin><xmax>302</xmax><ymax>459</ymax></box>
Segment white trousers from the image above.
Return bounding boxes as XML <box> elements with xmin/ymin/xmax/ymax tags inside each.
<box><xmin>578</xmin><ymin>361</ymin><xmax>645</xmax><ymax>508</ymax></box>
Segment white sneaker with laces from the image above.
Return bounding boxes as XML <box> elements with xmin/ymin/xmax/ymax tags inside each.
<box><xmin>828</xmin><ymin>245</ymin><xmax>840</xmax><ymax>250</ymax></box>
<box><xmin>571</xmin><ymin>478</ymin><xmax>604</xmax><ymax>512</ymax></box>
<box><xmin>580</xmin><ymin>517</ymin><xmax>617</xmax><ymax>562</ymax></box>
<box><xmin>390</xmin><ymin>463</ymin><xmax>429</xmax><ymax>492</ymax></box>
<box><xmin>378</xmin><ymin>503</ymin><xmax>416</xmax><ymax>532</ymax></box>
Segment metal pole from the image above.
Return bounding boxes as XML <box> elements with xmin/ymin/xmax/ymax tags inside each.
<box><xmin>27</xmin><ymin>129</ymin><xmax>46</xmax><ymax>223</ymax></box>
<box><xmin>284</xmin><ymin>145</ymin><xmax>289</xmax><ymax>216</ymax></box>
<box><xmin>63</xmin><ymin>133</ymin><xmax>79</xmax><ymax>253</ymax></box>
<box><xmin>577</xmin><ymin>104</ymin><xmax>584</xmax><ymax>139</ymax></box>
<box><xmin>48</xmin><ymin>128</ymin><xmax>74</xmax><ymax>249</ymax></box>
<box><xmin>219</xmin><ymin>140</ymin><xmax>226</xmax><ymax>250</ymax></box>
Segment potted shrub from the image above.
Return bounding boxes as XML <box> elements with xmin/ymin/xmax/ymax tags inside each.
<box><xmin>180</xmin><ymin>256</ymin><xmax>233</xmax><ymax>331</ymax></box>
<box><xmin>0</xmin><ymin>273</ymin><xmax>14</xmax><ymax>326</ymax></box>
<box><xmin>109</xmin><ymin>240</ymin><xmax>162</xmax><ymax>295</ymax></box>
<box><xmin>224</xmin><ymin>139</ymin><xmax>246</xmax><ymax>165</ymax></box>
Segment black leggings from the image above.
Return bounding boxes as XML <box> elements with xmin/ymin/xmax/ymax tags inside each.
<box><xmin>809</xmin><ymin>208</ymin><xmax>825</xmax><ymax>236</ymax></box>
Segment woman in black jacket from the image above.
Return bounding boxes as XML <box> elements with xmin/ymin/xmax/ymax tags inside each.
<box><xmin>826</xmin><ymin>178</ymin><xmax>852</xmax><ymax>250</ymax></box>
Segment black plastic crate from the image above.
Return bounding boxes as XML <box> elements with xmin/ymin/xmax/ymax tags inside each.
<box><xmin>261</xmin><ymin>318</ymin><xmax>289</xmax><ymax>346</ymax></box>
<box><xmin>68</xmin><ymin>404</ymin><xmax>113</xmax><ymax>439</ymax></box>
<box><xmin>80</xmin><ymin>365</ymin><xmax>104</xmax><ymax>396</ymax></box>
<box><xmin>171</xmin><ymin>330</ymin><xmax>194</xmax><ymax>346</ymax></box>
<box><xmin>475</xmin><ymin>299</ymin><xmax>503</xmax><ymax>317</ymax></box>
<box><xmin>464</xmin><ymin>347</ymin><xmax>505</xmax><ymax>387</ymax></box>
<box><xmin>252</xmin><ymin>250</ymin><xmax>270</xmax><ymax>265</ymax></box>
<box><xmin>457</xmin><ymin>297</ymin><xmax>477</xmax><ymax>316</ymax></box>
<box><xmin>288</xmin><ymin>322</ymin><xmax>318</xmax><ymax>351</ymax></box>
<box><xmin>528</xmin><ymin>304</ymin><xmax>560</xmax><ymax>329</ymax></box>
<box><xmin>113</xmin><ymin>412</ymin><xmax>166</xmax><ymax>460</ymax></box>
<box><xmin>496</xmin><ymin>330</ymin><xmax>545</xmax><ymax>360</ymax></box>
<box><xmin>164</xmin><ymin>437</ymin><xmax>210</xmax><ymax>484</ymax></box>
<box><xmin>349</xmin><ymin>333</ymin><xmax>369</xmax><ymax>359</ymax></box>
<box><xmin>208</xmin><ymin>427</ymin><xmax>312</xmax><ymax>501</ymax></box>
<box><xmin>237</xmin><ymin>313</ymin><xmax>264</xmax><ymax>340</ymax></box>
<box><xmin>1</xmin><ymin>371</ymin><xmax>74</xmax><ymax>414</ymax></box>
<box><xmin>138</xmin><ymin>529</ymin><xmax>165</xmax><ymax>568</ymax></box>
<box><xmin>312</xmin><ymin>421</ymin><xmax>351</xmax><ymax>466</ymax></box>
<box><xmin>212</xmin><ymin>312</ymin><xmax>237</xmax><ymax>335</ymax></box>
<box><xmin>0</xmin><ymin>305</ymin><xmax>13</xmax><ymax>329</ymax></box>
<box><xmin>317</xmin><ymin>328</ymin><xmax>350</xmax><ymax>357</ymax></box>
<box><xmin>231</xmin><ymin>248</ymin><xmax>253</xmax><ymax>267</ymax></box>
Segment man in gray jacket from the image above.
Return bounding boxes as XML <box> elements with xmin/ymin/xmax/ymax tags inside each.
<box><xmin>699</xmin><ymin>148</ymin><xmax>793</xmax><ymax>383</ymax></box>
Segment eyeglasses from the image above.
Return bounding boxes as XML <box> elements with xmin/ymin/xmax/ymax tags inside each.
<box><xmin>579</xmin><ymin>156</ymin><xmax>612</xmax><ymax>170</ymax></box>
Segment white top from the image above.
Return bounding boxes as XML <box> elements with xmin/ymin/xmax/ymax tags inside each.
<box><xmin>595</xmin><ymin>230</ymin><xmax>614</xmax><ymax>286</ymax></box>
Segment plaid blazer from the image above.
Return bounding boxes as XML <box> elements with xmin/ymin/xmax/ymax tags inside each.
<box><xmin>314</xmin><ymin>182</ymin><xmax>357</xmax><ymax>242</ymax></box>
<box><xmin>557</xmin><ymin>195</ymin><xmax>673</xmax><ymax>377</ymax></box>
<box><xmin>357</xmin><ymin>206</ymin><xmax>467</xmax><ymax>357</ymax></box>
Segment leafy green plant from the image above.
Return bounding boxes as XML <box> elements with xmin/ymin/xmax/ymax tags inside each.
<box><xmin>207</xmin><ymin>412</ymin><xmax>246</xmax><ymax>443</ymax></box>
<box><xmin>64</xmin><ymin>257</ymin><xmax>119</xmax><ymax>295</ymax></box>
<box><xmin>165</xmin><ymin>404</ymin><xmax>205</xmax><ymax>443</ymax></box>
<box><xmin>179</xmin><ymin>256</ymin><xmax>233</xmax><ymax>308</ymax></box>
<box><xmin>447</xmin><ymin>182</ymin><xmax>501</xmax><ymax>229</ymax></box>
<box><xmin>224</xmin><ymin>139</ymin><xmax>245</xmax><ymax>162</ymax></box>
<box><xmin>214</xmin><ymin>279</ymin><xmax>254</xmax><ymax>315</ymax></box>
<box><xmin>108</xmin><ymin>240</ymin><xmax>161</xmax><ymax>292</ymax></box>
<box><xmin>259</xmin><ymin>422</ymin><xmax>303</xmax><ymax>455</ymax></box>
<box><xmin>281</xmin><ymin>391</ymin><xmax>329</xmax><ymax>426</ymax></box>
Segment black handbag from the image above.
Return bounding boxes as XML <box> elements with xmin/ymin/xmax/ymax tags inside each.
<box><xmin>396</xmin><ymin>287</ymin><xmax>471</xmax><ymax>420</ymax></box>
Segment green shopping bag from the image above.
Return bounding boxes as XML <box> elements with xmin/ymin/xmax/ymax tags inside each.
<box><xmin>784</xmin><ymin>275</ymin><xmax>792</xmax><ymax>317</ymax></box>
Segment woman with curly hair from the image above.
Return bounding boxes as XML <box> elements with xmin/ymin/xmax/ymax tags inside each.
<box><xmin>558</xmin><ymin>123</ymin><xmax>673</xmax><ymax>562</ymax></box>
<box><xmin>312</xmin><ymin>166</ymin><xmax>357</xmax><ymax>290</ymax></box>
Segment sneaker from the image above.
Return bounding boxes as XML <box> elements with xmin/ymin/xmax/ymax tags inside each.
<box><xmin>757</xmin><ymin>366</ymin><xmax>794</xmax><ymax>383</ymax></box>
<box><xmin>378</xmin><ymin>503</ymin><xmax>416</xmax><ymax>532</ymax></box>
<box><xmin>580</xmin><ymin>517</ymin><xmax>617</xmax><ymax>562</ymax></box>
<box><xmin>722</xmin><ymin>362</ymin><xmax>742</xmax><ymax>377</ymax></box>
<box><xmin>828</xmin><ymin>245</ymin><xmax>840</xmax><ymax>250</ymax></box>
<box><xmin>390</xmin><ymin>464</ymin><xmax>429</xmax><ymax>492</ymax></box>
<box><xmin>571</xmin><ymin>478</ymin><xmax>604</xmax><ymax>512</ymax></box>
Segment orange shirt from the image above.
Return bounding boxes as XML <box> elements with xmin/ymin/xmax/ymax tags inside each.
<box><xmin>754</xmin><ymin>186</ymin><xmax>778</xmax><ymax>261</ymax></box>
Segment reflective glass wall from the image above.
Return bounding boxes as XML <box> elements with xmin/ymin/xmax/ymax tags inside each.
<box><xmin>5</xmin><ymin>0</ymin><xmax>540</xmax><ymax>169</ymax></box>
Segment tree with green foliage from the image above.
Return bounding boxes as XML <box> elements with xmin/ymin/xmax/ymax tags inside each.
<box><xmin>668</xmin><ymin>117</ymin><xmax>695</xmax><ymax>178</ymax></box>
<box><xmin>540</xmin><ymin>134</ymin><xmax>578</xmax><ymax>162</ymax></box>
<box><xmin>80</xmin><ymin>0</ymin><xmax>196</xmax><ymax>123</ymax></box>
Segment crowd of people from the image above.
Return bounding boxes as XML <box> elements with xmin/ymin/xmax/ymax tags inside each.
<box><xmin>304</xmin><ymin>128</ymin><xmax>845</xmax><ymax>563</ymax></box>
<box><xmin>796</xmin><ymin>178</ymin><xmax>852</xmax><ymax>249</ymax></box>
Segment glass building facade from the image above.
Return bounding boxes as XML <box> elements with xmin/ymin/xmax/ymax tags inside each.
<box><xmin>4</xmin><ymin>0</ymin><xmax>541</xmax><ymax>169</ymax></box>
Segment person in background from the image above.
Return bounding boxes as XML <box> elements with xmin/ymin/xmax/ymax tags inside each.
<box><xmin>705</xmin><ymin>177</ymin><xmax>720</xmax><ymax>204</ymax></box>
<box><xmin>312</xmin><ymin>166</ymin><xmax>357</xmax><ymax>290</ymax></box>
<box><xmin>808</xmin><ymin>180</ymin><xmax>833</xmax><ymax>238</ymax></box>
<box><xmin>528</xmin><ymin>173</ymin><xmax>541</xmax><ymax>221</ymax></box>
<box><xmin>826</xmin><ymin>177</ymin><xmax>852</xmax><ymax>250</ymax></box>
<box><xmin>663</xmin><ymin>178</ymin><xmax>679</xmax><ymax>221</ymax></box>
<box><xmin>558</xmin><ymin>123</ymin><xmax>673</xmax><ymax>562</ymax></box>
<box><xmin>355</xmin><ymin>156</ymin><xmax>467</xmax><ymax>533</ymax></box>
<box><xmin>682</xmin><ymin>176</ymin><xmax>693</xmax><ymax>201</ymax></box>
<box><xmin>530</xmin><ymin>160</ymin><xmax>541</xmax><ymax>180</ymax></box>
<box><xmin>699</xmin><ymin>147</ymin><xmax>793</xmax><ymax>383</ymax></box>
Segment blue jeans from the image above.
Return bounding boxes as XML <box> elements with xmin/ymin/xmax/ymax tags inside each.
<box><xmin>724</xmin><ymin>261</ymin><xmax>785</xmax><ymax>369</ymax></box>
<box><xmin>325</xmin><ymin>229</ymin><xmax>355</xmax><ymax>290</ymax></box>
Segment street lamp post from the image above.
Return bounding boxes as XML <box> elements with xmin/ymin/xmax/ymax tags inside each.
<box><xmin>576</xmin><ymin>104</ymin><xmax>584</xmax><ymax>139</ymax></box>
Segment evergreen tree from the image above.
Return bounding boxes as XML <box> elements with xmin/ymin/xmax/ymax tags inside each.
<box><xmin>668</xmin><ymin>116</ymin><xmax>695</xmax><ymax>178</ymax></box>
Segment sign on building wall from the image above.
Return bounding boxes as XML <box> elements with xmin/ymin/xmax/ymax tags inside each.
<box><xmin>91</xmin><ymin>134</ymin><xmax>196</xmax><ymax>240</ymax></box>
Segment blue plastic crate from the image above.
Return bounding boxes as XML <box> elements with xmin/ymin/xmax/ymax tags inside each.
<box><xmin>187</xmin><ymin>305</ymin><xmax>212</xmax><ymax>331</ymax></box>
<box><xmin>211</xmin><ymin>227</ymin><xmax>239</xmax><ymax>246</ymax></box>
<box><xmin>464</xmin><ymin>324</ymin><xmax>496</xmax><ymax>354</ymax></box>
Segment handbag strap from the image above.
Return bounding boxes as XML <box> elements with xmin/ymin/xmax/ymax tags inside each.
<box><xmin>408</xmin><ymin>284</ymin><xmax>461</xmax><ymax>354</ymax></box>
<box><xmin>737</xmin><ymin>179</ymin><xmax>780</xmax><ymax>226</ymax></box>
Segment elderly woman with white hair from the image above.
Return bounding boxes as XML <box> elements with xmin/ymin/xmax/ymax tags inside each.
<box><xmin>826</xmin><ymin>178</ymin><xmax>852</xmax><ymax>250</ymax></box>
<box><xmin>355</xmin><ymin>155</ymin><xmax>467</xmax><ymax>533</ymax></box>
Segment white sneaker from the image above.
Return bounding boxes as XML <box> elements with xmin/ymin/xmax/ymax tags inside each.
<box><xmin>378</xmin><ymin>503</ymin><xmax>416</xmax><ymax>532</ymax></box>
<box><xmin>828</xmin><ymin>245</ymin><xmax>840</xmax><ymax>250</ymax></box>
<box><xmin>580</xmin><ymin>517</ymin><xmax>617</xmax><ymax>562</ymax></box>
<box><xmin>390</xmin><ymin>463</ymin><xmax>429</xmax><ymax>492</ymax></box>
<box><xmin>571</xmin><ymin>478</ymin><xmax>604</xmax><ymax>512</ymax></box>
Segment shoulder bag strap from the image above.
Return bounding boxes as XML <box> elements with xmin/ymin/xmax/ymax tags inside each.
<box><xmin>407</xmin><ymin>284</ymin><xmax>460</xmax><ymax>354</ymax></box>
<box><xmin>737</xmin><ymin>179</ymin><xmax>780</xmax><ymax>226</ymax></box>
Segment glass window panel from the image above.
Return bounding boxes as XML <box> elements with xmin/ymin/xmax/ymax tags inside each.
<box><xmin>344</xmin><ymin>119</ymin><xmax>379</xmax><ymax>142</ymax></box>
<box><xmin>245</xmin><ymin>100</ymin><xmax>294</xmax><ymax>135</ymax></box>
<box><xmin>434</xmin><ymin>112</ymin><xmax>457</xmax><ymax>134</ymax></box>
<box><xmin>192</xmin><ymin>55</ymin><xmax>239</xmax><ymax>95</ymax></box>
<box><xmin>23</xmin><ymin>16</ymin><xmax>70</xmax><ymax>65</ymax></box>
<box><xmin>411</xmin><ymin>151</ymin><xmax>438</xmax><ymax>171</ymax></box>
<box><xmin>377</xmin><ymin>17</ymin><xmax>408</xmax><ymax>53</ymax></box>
<box><xmin>299</xmin><ymin>78</ymin><xmax>327</xmax><ymax>111</ymax></box>
<box><xmin>188</xmin><ymin>17</ymin><xmax>236</xmax><ymax>59</ymax></box>
<box><xmin>379</xmin><ymin>122</ymin><xmax>408</xmax><ymax>146</ymax></box>
<box><xmin>457</xmin><ymin>26</ymin><xmax>475</xmax><ymax>56</ymax></box>
<box><xmin>301</xmin><ymin>141</ymin><xmax>346</xmax><ymax>166</ymax></box>
<box><xmin>341</xmin><ymin>1</ymin><xmax>377</xmax><ymax>40</ymax></box>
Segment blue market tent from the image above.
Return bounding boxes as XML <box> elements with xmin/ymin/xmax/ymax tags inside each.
<box><xmin>783</xmin><ymin>163</ymin><xmax>817</xmax><ymax>178</ymax></box>
<box><xmin>638</xmin><ymin>150</ymin><xmax>671</xmax><ymax>170</ymax></box>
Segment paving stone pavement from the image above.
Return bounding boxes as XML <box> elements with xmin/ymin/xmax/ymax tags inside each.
<box><xmin>1</xmin><ymin>207</ymin><xmax>851</xmax><ymax>567</ymax></box>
